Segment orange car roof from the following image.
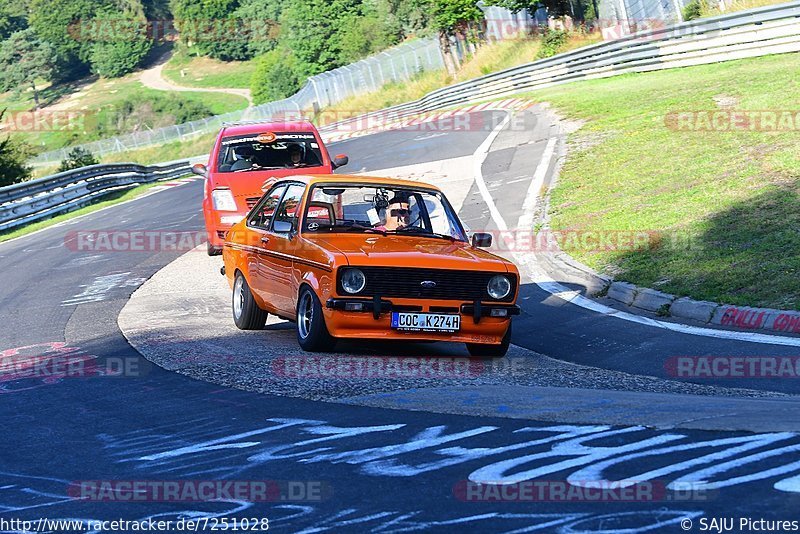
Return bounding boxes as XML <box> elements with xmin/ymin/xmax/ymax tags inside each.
<box><xmin>275</xmin><ymin>174</ymin><xmax>442</xmax><ymax>192</ymax></box>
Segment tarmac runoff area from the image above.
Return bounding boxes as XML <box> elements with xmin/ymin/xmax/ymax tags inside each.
<box><xmin>119</xmin><ymin>246</ymin><xmax>800</xmax><ymax>434</ymax></box>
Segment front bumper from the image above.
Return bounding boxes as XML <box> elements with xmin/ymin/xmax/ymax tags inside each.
<box><xmin>206</xmin><ymin>213</ymin><xmax>246</xmax><ymax>247</ymax></box>
<box><xmin>324</xmin><ymin>297</ymin><xmax>519</xmax><ymax>344</ymax></box>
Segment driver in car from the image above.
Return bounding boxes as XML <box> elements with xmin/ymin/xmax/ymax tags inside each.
<box><xmin>375</xmin><ymin>196</ymin><xmax>411</xmax><ymax>232</ymax></box>
<box><xmin>230</xmin><ymin>145</ymin><xmax>256</xmax><ymax>171</ymax></box>
<box><xmin>287</xmin><ymin>143</ymin><xmax>305</xmax><ymax>167</ymax></box>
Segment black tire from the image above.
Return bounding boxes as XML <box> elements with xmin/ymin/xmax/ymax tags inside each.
<box><xmin>207</xmin><ymin>242</ymin><xmax>222</xmax><ymax>256</ymax></box>
<box><xmin>466</xmin><ymin>322</ymin><xmax>512</xmax><ymax>358</ymax></box>
<box><xmin>296</xmin><ymin>286</ymin><xmax>335</xmax><ymax>352</ymax></box>
<box><xmin>232</xmin><ymin>272</ymin><xmax>268</xmax><ymax>330</ymax></box>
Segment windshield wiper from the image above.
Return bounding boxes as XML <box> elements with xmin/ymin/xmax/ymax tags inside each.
<box><xmin>390</xmin><ymin>226</ymin><xmax>457</xmax><ymax>241</ymax></box>
<box><xmin>233</xmin><ymin>166</ymin><xmax>284</xmax><ymax>173</ymax></box>
<box><xmin>333</xmin><ymin>222</ymin><xmax>387</xmax><ymax>235</ymax></box>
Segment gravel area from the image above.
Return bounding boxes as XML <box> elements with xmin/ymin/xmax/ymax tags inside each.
<box><xmin>119</xmin><ymin>248</ymin><xmax>791</xmax><ymax>403</ymax></box>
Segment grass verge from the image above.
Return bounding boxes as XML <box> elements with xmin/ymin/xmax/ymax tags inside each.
<box><xmin>2</xmin><ymin>72</ymin><xmax>247</xmax><ymax>156</ymax></box>
<box><xmin>315</xmin><ymin>34</ymin><xmax>601</xmax><ymax>126</ymax></box>
<box><xmin>162</xmin><ymin>48</ymin><xmax>257</xmax><ymax>90</ymax></box>
<box><xmin>700</xmin><ymin>0</ymin><xmax>788</xmax><ymax>18</ymax></box>
<box><xmin>99</xmin><ymin>132</ymin><xmax>217</xmax><ymax>165</ymax></box>
<box><xmin>523</xmin><ymin>52</ymin><xmax>800</xmax><ymax>310</ymax></box>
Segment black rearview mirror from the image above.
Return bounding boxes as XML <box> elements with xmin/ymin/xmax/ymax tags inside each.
<box><xmin>471</xmin><ymin>232</ymin><xmax>492</xmax><ymax>248</ymax></box>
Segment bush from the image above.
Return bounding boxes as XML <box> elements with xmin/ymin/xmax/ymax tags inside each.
<box><xmin>336</xmin><ymin>13</ymin><xmax>399</xmax><ymax>64</ymax></box>
<box><xmin>98</xmin><ymin>93</ymin><xmax>215</xmax><ymax>136</ymax></box>
<box><xmin>58</xmin><ymin>147</ymin><xmax>99</xmax><ymax>172</ymax></box>
<box><xmin>536</xmin><ymin>28</ymin><xmax>569</xmax><ymax>59</ymax></box>
<box><xmin>90</xmin><ymin>38</ymin><xmax>152</xmax><ymax>78</ymax></box>
<box><xmin>250</xmin><ymin>49</ymin><xmax>302</xmax><ymax>105</ymax></box>
<box><xmin>0</xmin><ymin>123</ymin><xmax>32</xmax><ymax>186</ymax></box>
<box><xmin>682</xmin><ymin>0</ymin><xmax>704</xmax><ymax>21</ymax></box>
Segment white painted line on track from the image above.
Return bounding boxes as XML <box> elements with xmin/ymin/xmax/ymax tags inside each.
<box><xmin>473</xmin><ymin>111</ymin><xmax>800</xmax><ymax>348</ymax></box>
<box><xmin>472</xmin><ymin>113</ymin><xmax>512</xmax><ymax>232</ymax></box>
<box><xmin>518</xmin><ymin>137</ymin><xmax>557</xmax><ymax>233</ymax></box>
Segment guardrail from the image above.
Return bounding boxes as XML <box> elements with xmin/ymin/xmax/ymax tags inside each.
<box><xmin>0</xmin><ymin>161</ymin><xmax>191</xmax><ymax>232</ymax></box>
<box><xmin>319</xmin><ymin>1</ymin><xmax>800</xmax><ymax>136</ymax></box>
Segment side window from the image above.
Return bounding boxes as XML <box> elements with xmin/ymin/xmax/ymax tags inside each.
<box><xmin>273</xmin><ymin>184</ymin><xmax>306</xmax><ymax>232</ymax></box>
<box><xmin>249</xmin><ymin>185</ymin><xmax>287</xmax><ymax>229</ymax></box>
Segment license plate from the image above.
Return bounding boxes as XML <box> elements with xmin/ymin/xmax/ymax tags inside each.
<box><xmin>391</xmin><ymin>312</ymin><xmax>461</xmax><ymax>333</ymax></box>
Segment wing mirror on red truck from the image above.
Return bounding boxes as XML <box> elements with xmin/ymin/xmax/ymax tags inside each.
<box><xmin>333</xmin><ymin>154</ymin><xmax>349</xmax><ymax>169</ymax></box>
<box><xmin>191</xmin><ymin>163</ymin><xmax>207</xmax><ymax>177</ymax></box>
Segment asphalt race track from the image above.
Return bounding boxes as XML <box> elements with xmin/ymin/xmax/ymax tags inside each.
<box><xmin>2</xmin><ymin>109</ymin><xmax>800</xmax><ymax>532</ymax></box>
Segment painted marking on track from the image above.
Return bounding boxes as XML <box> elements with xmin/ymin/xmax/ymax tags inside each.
<box><xmin>472</xmin><ymin>113</ymin><xmax>512</xmax><ymax>232</ymax></box>
<box><xmin>61</xmin><ymin>272</ymin><xmax>146</xmax><ymax>306</ymax></box>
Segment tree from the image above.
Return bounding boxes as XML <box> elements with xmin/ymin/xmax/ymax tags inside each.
<box><xmin>432</xmin><ymin>0</ymin><xmax>483</xmax><ymax>76</ymax></box>
<box><xmin>170</xmin><ymin>0</ymin><xmax>252</xmax><ymax>61</ymax></box>
<box><xmin>0</xmin><ymin>28</ymin><xmax>57</xmax><ymax>109</ymax></box>
<box><xmin>0</xmin><ymin>110</ymin><xmax>32</xmax><ymax>186</ymax></box>
<box><xmin>279</xmin><ymin>0</ymin><xmax>363</xmax><ymax>77</ymax></box>
<box><xmin>28</xmin><ymin>0</ymin><xmax>105</xmax><ymax>77</ymax></box>
<box><xmin>233</xmin><ymin>0</ymin><xmax>285</xmax><ymax>57</ymax></box>
<box><xmin>0</xmin><ymin>3</ymin><xmax>27</xmax><ymax>40</ymax></box>
<box><xmin>483</xmin><ymin>0</ymin><xmax>584</xmax><ymax>20</ymax></box>
<box><xmin>87</xmin><ymin>10</ymin><xmax>153</xmax><ymax>77</ymax></box>
<box><xmin>337</xmin><ymin>12</ymin><xmax>399</xmax><ymax>64</ymax></box>
<box><xmin>377</xmin><ymin>0</ymin><xmax>434</xmax><ymax>37</ymax></box>
<box><xmin>250</xmin><ymin>48</ymin><xmax>300</xmax><ymax>104</ymax></box>
<box><xmin>58</xmin><ymin>146</ymin><xmax>99</xmax><ymax>172</ymax></box>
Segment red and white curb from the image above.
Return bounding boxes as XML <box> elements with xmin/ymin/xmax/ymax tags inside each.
<box><xmin>148</xmin><ymin>176</ymin><xmax>202</xmax><ymax>192</ymax></box>
<box><xmin>321</xmin><ymin>98</ymin><xmax>534</xmax><ymax>144</ymax></box>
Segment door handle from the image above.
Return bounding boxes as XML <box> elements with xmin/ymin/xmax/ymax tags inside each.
<box><xmin>261</xmin><ymin>236</ymin><xmax>270</xmax><ymax>244</ymax></box>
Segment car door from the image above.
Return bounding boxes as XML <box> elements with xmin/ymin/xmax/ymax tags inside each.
<box><xmin>245</xmin><ymin>184</ymin><xmax>287</xmax><ymax>309</ymax></box>
<box><xmin>260</xmin><ymin>183</ymin><xmax>306</xmax><ymax>316</ymax></box>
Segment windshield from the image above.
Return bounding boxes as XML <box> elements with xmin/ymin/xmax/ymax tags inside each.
<box><xmin>216</xmin><ymin>132</ymin><xmax>325</xmax><ymax>173</ymax></box>
<box><xmin>302</xmin><ymin>184</ymin><xmax>468</xmax><ymax>241</ymax></box>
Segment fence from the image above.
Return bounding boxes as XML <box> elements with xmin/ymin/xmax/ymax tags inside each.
<box><xmin>599</xmin><ymin>0</ymin><xmax>688</xmax><ymax>29</ymax></box>
<box><xmin>0</xmin><ymin>161</ymin><xmax>191</xmax><ymax>232</ymax></box>
<box><xmin>31</xmin><ymin>39</ymin><xmax>446</xmax><ymax>165</ymax></box>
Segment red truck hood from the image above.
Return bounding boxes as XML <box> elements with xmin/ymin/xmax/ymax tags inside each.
<box><xmin>213</xmin><ymin>167</ymin><xmax>328</xmax><ymax>208</ymax></box>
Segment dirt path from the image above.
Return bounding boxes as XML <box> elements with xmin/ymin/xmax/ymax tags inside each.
<box><xmin>138</xmin><ymin>51</ymin><xmax>253</xmax><ymax>105</ymax></box>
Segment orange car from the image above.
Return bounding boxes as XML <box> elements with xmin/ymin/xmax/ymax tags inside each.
<box><xmin>221</xmin><ymin>175</ymin><xmax>520</xmax><ymax>356</ymax></box>
<box><xmin>193</xmin><ymin>120</ymin><xmax>348</xmax><ymax>256</ymax></box>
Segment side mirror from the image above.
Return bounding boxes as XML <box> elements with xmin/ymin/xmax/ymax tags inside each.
<box><xmin>272</xmin><ymin>220</ymin><xmax>293</xmax><ymax>234</ymax></box>
<box><xmin>191</xmin><ymin>163</ymin><xmax>207</xmax><ymax>176</ymax></box>
<box><xmin>471</xmin><ymin>232</ymin><xmax>492</xmax><ymax>248</ymax></box>
<box><xmin>332</xmin><ymin>154</ymin><xmax>349</xmax><ymax>169</ymax></box>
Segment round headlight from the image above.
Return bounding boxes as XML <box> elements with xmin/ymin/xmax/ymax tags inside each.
<box><xmin>487</xmin><ymin>275</ymin><xmax>511</xmax><ymax>300</ymax></box>
<box><xmin>341</xmin><ymin>268</ymin><xmax>366</xmax><ymax>294</ymax></box>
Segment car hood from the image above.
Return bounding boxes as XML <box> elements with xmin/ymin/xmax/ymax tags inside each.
<box><xmin>306</xmin><ymin>233</ymin><xmax>511</xmax><ymax>271</ymax></box>
<box><xmin>213</xmin><ymin>167</ymin><xmax>328</xmax><ymax>206</ymax></box>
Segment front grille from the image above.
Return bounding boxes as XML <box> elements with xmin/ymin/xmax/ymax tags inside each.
<box><xmin>245</xmin><ymin>197</ymin><xmax>260</xmax><ymax>210</ymax></box>
<box><xmin>339</xmin><ymin>267</ymin><xmax>516</xmax><ymax>302</ymax></box>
